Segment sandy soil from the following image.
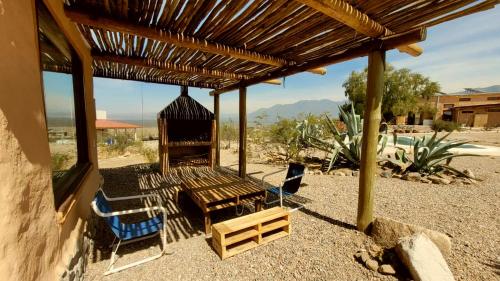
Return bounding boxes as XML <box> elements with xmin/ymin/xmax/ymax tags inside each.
<box><xmin>85</xmin><ymin>141</ymin><xmax>500</xmax><ymax>281</ymax></box>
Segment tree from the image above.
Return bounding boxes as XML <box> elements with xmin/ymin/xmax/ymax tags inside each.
<box><xmin>251</xmin><ymin>112</ymin><xmax>268</xmax><ymax>145</ymax></box>
<box><xmin>343</xmin><ymin>65</ymin><xmax>440</xmax><ymax>121</ymax></box>
<box><xmin>220</xmin><ymin>119</ymin><xmax>238</xmax><ymax>148</ymax></box>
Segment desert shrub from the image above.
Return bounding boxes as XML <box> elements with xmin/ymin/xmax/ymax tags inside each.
<box><xmin>140</xmin><ymin>146</ymin><xmax>158</xmax><ymax>163</ymax></box>
<box><xmin>107</xmin><ymin>133</ymin><xmax>135</xmax><ymax>154</ymax></box>
<box><xmin>268</xmin><ymin>118</ymin><xmax>304</xmax><ymax>161</ymax></box>
<box><xmin>51</xmin><ymin>153</ymin><xmax>73</xmax><ymax>171</ymax></box>
<box><xmin>432</xmin><ymin>120</ymin><xmax>460</xmax><ymax>132</ymax></box>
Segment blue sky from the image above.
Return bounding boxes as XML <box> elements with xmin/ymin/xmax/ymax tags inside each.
<box><xmin>89</xmin><ymin>6</ymin><xmax>500</xmax><ymax>120</ymax></box>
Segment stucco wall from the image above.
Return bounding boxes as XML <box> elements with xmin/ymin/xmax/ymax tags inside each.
<box><xmin>425</xmin><ymin>93</ymin><xmax>500</xmax><ymax>120</ymax></box>
<box><xmin>0</xmin><ymin>0</ymin><xmax>99</xmax><ymax>280</ymax></box>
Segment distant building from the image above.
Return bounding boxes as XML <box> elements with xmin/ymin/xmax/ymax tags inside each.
<box><xmin>419</xmin><ymin>86</ymin><xmax>500</xmax><ymax>127</ymax></box>
<box><xmin>96</xmin><ymin>110</ymin><xmax>107</xmax><ymax>120</ymax></box>
<box><xmin>95</xmin><ymin>118</ymin><xmax>141</xmax><ymax>142</ymax></box>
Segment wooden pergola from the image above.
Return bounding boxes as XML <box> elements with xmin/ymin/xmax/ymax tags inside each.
<box><xmin>64</xmin><ymin>0</ymin><xmax>498</xmax><ymax>232</ymax></box>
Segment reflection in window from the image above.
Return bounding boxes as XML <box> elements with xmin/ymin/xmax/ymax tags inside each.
<box><xmin>37</xmin><ymin>2</ymin><xmax>89</xmax><ymax>207</ymax></box>
<box><xmin>43</xmin><ymin>72</ymin><xmax>78</xmax><ymax>185</ymax></box>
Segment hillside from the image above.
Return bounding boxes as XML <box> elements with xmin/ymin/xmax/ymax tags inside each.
<box><xmin>474</xmin><ymin>85</ymin><xmax>500</xmax><ymax>92</ymax></box>
<box><xmin>248</xmin><ymin>99</ymin><xmax>344</xmax><ymax>124</ymax></box>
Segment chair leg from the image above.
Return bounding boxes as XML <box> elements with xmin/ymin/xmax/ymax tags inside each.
<box><xmin>103</xmin><ymin>235</ymin><xmax>166</xmax><ymax>276</ymax></box>
<box><xmin>106</xmin><ymin>239</ymin><xmax>122</xmax><ymax>274</ymax></box>
<box><xmin>279</xmin><ymin>187</ymin><xmax>283</xmax><ymax>207</ymax></box>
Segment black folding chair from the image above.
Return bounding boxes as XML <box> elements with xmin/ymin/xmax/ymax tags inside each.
<box><xmin>262</xmin><ymin>162</ymin><xmax>306</xmax><ymax>211</ymax></box>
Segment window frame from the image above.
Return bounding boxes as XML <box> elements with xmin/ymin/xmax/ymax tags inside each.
<box><xmin>458</xmin><ymin>97</ymin><xmax>471</xmax><ymax>101</ymax></box>
<box><xmin>36</xmin><ymin>1</ymin><xmax>91</xmax><ymax>209</ymax></box>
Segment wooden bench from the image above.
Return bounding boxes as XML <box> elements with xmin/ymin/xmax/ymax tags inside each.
<box><xmin>211</xmin><ymin>207</ymin><xmax>290</xmax><ymax>259</ymax></box>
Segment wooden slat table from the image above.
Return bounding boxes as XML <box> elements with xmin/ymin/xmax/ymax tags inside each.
<box><xmin>178</xmin><ymin>172</ymin><xmax>265</xmax><ymax>234</ymax></box>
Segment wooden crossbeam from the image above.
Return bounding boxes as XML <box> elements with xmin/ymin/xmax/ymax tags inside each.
<box><xmin>65</xmin><ymin>8</ymin><xmax>326</xmax><ymax>76</ymax></box>
<box><xmin>93</xmin><ymin>53</ymin><xmax>249</xmax><ymax>80</ymax></box>
<box><xmin>92</xmin><ymin>53</ymin><xmax>281</xmax><ymax>85</ymax></box>
<box><xmin>211</xmin><ymin>28</ymin><xmax>426</xmax><ymax>95</ymax></box>
<box><xmin>295</xmin><ymin>0</ymin><xmax>423</xmax><ymax>56</ymax></box>
<box><xmin>93</xmin><ymin>70</ymin><xmax>219</xmax><ymax>89</ymax></box>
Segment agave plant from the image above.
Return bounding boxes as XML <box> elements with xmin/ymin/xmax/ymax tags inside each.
<box><xmin>298</xmin><ymin>104</ymin><xmax>387</xmax><ymax>171</ymax></box>
<box><xmin>388</xmin><ymin>132</ymin><xmax>478</xmax><ymax>175</ymax></box>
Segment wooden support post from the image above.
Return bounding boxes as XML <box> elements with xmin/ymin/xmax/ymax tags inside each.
<box><xmin>214</xmin><ymin>94</ymin><xmax>220</xmax><ymax>166</ymax></box>
<box><xmin>238</xmin><ymin>87</ymin><xmax>247</xmax><ymax>179</ymax></box>
<box><xmin>357</xmin><ymin>49</ymin><xmax>385</xmax><ymax>233</ymax></box>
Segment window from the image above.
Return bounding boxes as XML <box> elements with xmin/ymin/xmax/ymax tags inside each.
<box><xmin>443</xmin><ymin>104</ymin><xmax>454</xmax><ymax>109</ymax></box>
<box><xmin>487</xmin><ymin>108</ymin><xmax>500</xmax><ymax>112</ymax></box>
<box><xmin>459</xmin><ymin>98</ymin><xmax>471</xmax><ymax>101</ymax></box>
<box><xmin>461</xmin><ymin>111</ymin><xmax>474</xmax><ymax>113</ymax></box>
<box><xmin>487</xmin><ymin>96</ymin><xmax>500</xmax><ymax>101</ymax></box>
<box><xmin>37</xmin><ymin>3</ymin><xmax>90</xmax><ymax>208</ymax></box>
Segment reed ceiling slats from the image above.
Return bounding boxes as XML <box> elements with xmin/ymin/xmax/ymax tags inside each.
<box><xmin>64</xmin><ymin>0</ymin><xmax>498</xmax><ymax>90</ymax></box>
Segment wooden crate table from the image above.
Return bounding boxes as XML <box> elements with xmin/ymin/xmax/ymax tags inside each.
<box><xmin>211</xmin><ymin>207</ymin><xmax>290</xmax><ymax>259</ymax></box>
<box><xmin>179</xmin><ymin>172</ymin><xmax>265</xmax><ymax>234</ymax></box>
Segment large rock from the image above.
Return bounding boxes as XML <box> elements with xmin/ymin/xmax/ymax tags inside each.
<box><xmin>371</xmin><ymin>217</ymin><xmax>451</xmax><ymax>257</ymax></box>
<box><xmin>396</xmin><ymin>233</ymin><xmax>455</xmax><ymax>281</ymax></box>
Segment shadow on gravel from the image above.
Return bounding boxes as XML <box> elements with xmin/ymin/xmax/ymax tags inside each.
<box><xmin>482</xmin><ymin>259</ymin><xmax>500</xmax><ymax>275</ymax></box>
<box><xmin>299</xmin><ymin>207</ymin><xmax>356</xmax><ymax>230</ymax></box>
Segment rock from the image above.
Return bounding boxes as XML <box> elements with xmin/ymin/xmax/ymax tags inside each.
<box><xmin>371</xmin><ymin>217</ymin><xmax>451</xmax><ymax>257</ymax></box>
<box><xmin>369</xmin><ymin>244</ymin><xmax>382</xmax><ymax>254</ymax></box>
<box><xmin>378</xmin><ymin>264</ymin><xmax>396</xmax><ymax>275</ymax></box>
<box><xmin>396</xmin><ymin>233</ymin><xmax>455</xmax><ymax>281</ymax></box>
<box><xmin>313</xmin><ymin>170</ymin><xmax>323</xmax><ymax>175</ymax></box>
<box><xmin>420</xmin><ymin>178</ymin><xmax>431</xmax><ymax>184</ymax></box>
<box><xmin>355</xmin><ymin>250</ymin><xmax>371</xmax><ymax>264</ymax></box>
<box><xmin>365</xmin><ymin>259</ymin><xmax>379</xmax><ymax>271</ymax></box>
<box><xmin>463</xmin><ymin>178</ymin><xmax>477</xmax><ymax>185</ymax></box>
<box><xmin>334</xmin><ymin>172</ymin><xmax>346</xmax><ymax>176</ymax></box>
<box><xmin>354</xmin><ymin>251</ymin><xmax>362</xmax><ymax>260</ymax></box>
<box><xmin>392</xmin><ymin>174</ymin><xmax>402</xmax><ymax>179</ymax></box>
<box><xmin>368</xmin><ymin>244</ymin><xmax>383</xmax><ymax>258</ymax></box>
<box><xmin>428</xmin><ymin>175</ymin><xmax>451</xmax><ymax>185</ymax></box>
<box><xmin>360</xmin><ymin>252</ymin><xmax>370</xmax><ymax>263</ymax></box>
<box><xmin>402</xmin><ymin>172</ymin><xmax>421</xmax><ymax>182</ymax></box>
<box><xmin>352</xmin><ymin>170</ymin><xmax>359</xmax><ymax>177</ymax></box>
<box><xmin>463</xmin><ymin>169</ymin><xmax>475</xmax><ymax>179</ymax></box>
<box><xmin>380</xmin><ymin>171</ymin><xmax>392</xmax><ymax>178</ymax></box>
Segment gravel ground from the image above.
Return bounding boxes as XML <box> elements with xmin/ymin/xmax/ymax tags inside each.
<box><xmin>85</xmin><ymin>150</ymin><xmax>500</xmax><ymax>281</ymax></box>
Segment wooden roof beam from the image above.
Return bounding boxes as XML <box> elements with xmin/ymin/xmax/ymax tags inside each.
<box><xmin>93</xmin><ymin>53</ymin><xmax>249</xmax><ymax>80</ymax></box>
<box><xmin>92</xmin><ymin>53</ymin><xmax>282</xmax><ymax>86</ymax></box>
<box><xmin>65</xmin><ymin>8</ymin><xmax>326</xmax><ymax>76</ymax></box>
<box><xmin>210</xmin><ymin>28</ymin><xmax>426</xmax><ymax>95</ymax></box>
<box><xmin>295</xmin><ymin>0</ymin><xmax>423</xmax><ymax>57</ymax></box>
<box><xmin>93</xmin><ymin>71</ymin><xmax>220</xmax><ymax>89</ymax></box>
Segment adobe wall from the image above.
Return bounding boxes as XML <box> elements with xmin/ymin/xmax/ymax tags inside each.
<box><xmin>0</xmin><ymin>0</ymin><xmax>99</xmax><ymax>280</ymax></box>
<box><xmin>426</xmin><ymin>93</ymin><xmax>500</xmax><ymax>120</ymax></box>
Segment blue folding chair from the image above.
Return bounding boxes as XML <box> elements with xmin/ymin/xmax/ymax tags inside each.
<box><xmin>262</xmin><ymin>162</ymin><xmax>306</xmax><ymax>211</ymax></box>
<box><xmin>91</xmin><ymin>189</ymin><xmax>171</xmax><ymax>275</ymax></box>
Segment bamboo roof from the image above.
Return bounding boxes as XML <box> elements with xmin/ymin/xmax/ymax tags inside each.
<box><xmin>63</xmin><ymin>0</ymin><xmax>498</xmax><ymax>93</ymax></box>
<box><xmin>158</xmin><ymin>94</ymin><xmax>214</xmax><ymax>120</ymax></box>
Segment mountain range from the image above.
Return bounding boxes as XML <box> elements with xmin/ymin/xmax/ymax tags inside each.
<box><xmin>472</xmin><ymin>85</ymin><xmax>500</xmax><ymax>92</ymax></box>
<box><xmin>247</xmin><ymin>99</ymin><xmax>344</xmax><ymax>124</ymax></box>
